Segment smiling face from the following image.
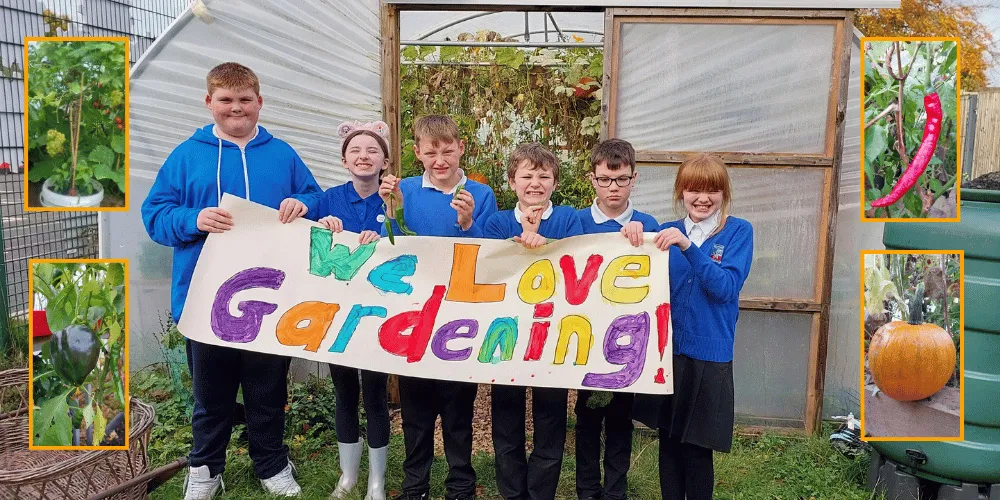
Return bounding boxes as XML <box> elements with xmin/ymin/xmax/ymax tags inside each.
<box><xmin>682</xmin><ymin>188</ymin><xmax>724</xmax><ymax>222</ymax></box>
<box><xmin>415</xmin><ymin>138</ymin><xmax>465</xmax><ymax>188</ymax></box>
<box><xmin>591</xmin><ymin>160</ymin><xmax>636</xmax><ymax>214</ymax></box>
<box><xmin>205</xmin><ymin>86</ymin><xmax>262</xmax><ymax>141</ymax></box>
<box><xmin>509</xmin><ymin>160</ymin><xmax>557</xmax><ymax>209</ymax></box>
<box><xmin>342</xmin><ymin>133</ymin><xmax>388</xmax><ymax>181</ymax></box>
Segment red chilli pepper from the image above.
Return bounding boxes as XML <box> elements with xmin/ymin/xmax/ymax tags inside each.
<box><xmin>870</xmin><ymin>93</ymin><xmax>943</xmax><ymax>208</ymax></box>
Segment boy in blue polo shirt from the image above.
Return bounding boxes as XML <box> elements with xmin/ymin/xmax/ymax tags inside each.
<box><xmin>378</xmin><ymin>114</ymin><xmax>497</xmax><ymax>500</ymax></box>
<box><xmin>574</xmin><ymin>138</ymin><xmax>657</xmax><ymax>500</ymax></box>
<box><xmin>482</xmin><ymin>142</ymin><xmax>583</xmax><ymax>500</ymax></box>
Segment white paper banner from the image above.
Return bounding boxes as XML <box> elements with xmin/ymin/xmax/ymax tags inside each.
<box><xmin>178</xmin><ymin>195</ymin><xmax>673</xmax><ymax>394</ymax></box>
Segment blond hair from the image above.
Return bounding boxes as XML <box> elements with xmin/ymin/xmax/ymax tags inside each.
<box><xmin>507</xmin><ymin>143</ymin><xmax>560</xmax><ymax>181</ymax></box>
<box><xmin>674</xmin><ymin>153</ymin><xmax>732</xmax><ymax>236</ymax></box>
<box><xmin>206</xmin><ymin>62</ymin><xmax>260</xmax><ymax>95</ymax></box>
<box><xmin>413</xmin><ymin>115</ymin><xmax>461</xmax><ymax>146</ymax></box>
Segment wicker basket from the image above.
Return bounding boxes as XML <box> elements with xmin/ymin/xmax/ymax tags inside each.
<box><xmin>0</xmin><ymin>368</ymin><xmax>156</xmax><ymax>500</ymax></box>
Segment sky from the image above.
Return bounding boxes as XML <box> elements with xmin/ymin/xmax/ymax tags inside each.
<box><xmin>979</xmin><ymin>4</ymin><xmax>1000</xmax><ymax>86</ymax></box>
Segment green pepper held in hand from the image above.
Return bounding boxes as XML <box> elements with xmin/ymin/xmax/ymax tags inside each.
<box><xmin>49</xmin><ymin>324</ymin><xmax>101</xmax><ymax>386</ymax></box>
<box><xmin>871</xmin><ymin>92</ymin><xmax>943</xmax><ymax>208</ymax></box>
<box><xmin>395</xmin><ymin>206</ymin><xmax>416</xmax><ymax>236</ymax></box>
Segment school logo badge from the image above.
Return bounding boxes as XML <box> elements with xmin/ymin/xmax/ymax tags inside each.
<box><xmin>376</xmin><ymin>214</ymin><xmax>386</xmax><ymax>223</ymax></box>
<box><xmin>711</xmin><ymin>244</ymin><xmax>725</xmax><ymax>264</ymax></box>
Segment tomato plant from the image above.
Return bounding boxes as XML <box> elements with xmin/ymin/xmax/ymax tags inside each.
<box><xmin>401</xmin><ymin>32</ymin><xmax>603</xmax><ymax>210</ymax></box>
<box><xmin>26</xmin><ymin>40</ymin><xmax>126</xmax><ymax>201</ymax></box>
<box><xmin>863</xmin><ymin>40</ymin><xmax>958</xmax><ymax>219</ymax></box>
<box><xmin>32</xmin><ymin>262</ymin><xmax>126</xmax><ymax>447</ymax></box>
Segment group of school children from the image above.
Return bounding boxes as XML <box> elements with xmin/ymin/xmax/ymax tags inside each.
<box><xmin>142</xmin><ymin>62</ymin><xmax>754</xmax><ymax>500</ymax></box>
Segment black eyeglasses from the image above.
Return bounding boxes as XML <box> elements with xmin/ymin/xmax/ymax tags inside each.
<box><xmin>594</xmin><ymin>175</ymin><xmax>634</xmax><ymax>188</ymax></box>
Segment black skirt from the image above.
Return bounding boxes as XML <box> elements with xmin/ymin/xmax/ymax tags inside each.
<box><xmin>632</xmin><ymin>353</ymin><xmax>735</xmax><ymax>453</ymax></box>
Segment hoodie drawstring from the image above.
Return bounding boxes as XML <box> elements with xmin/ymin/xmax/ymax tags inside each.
<box><xmin>215</xmin><ymin>137</ymin><xmax>252</xmax><ymax>205</ymax></box>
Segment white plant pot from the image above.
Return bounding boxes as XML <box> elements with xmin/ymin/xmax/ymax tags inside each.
<box><xmin>40</xmin><ymin>178</ymin><xmax>105</xmax><ymax>208</ymax></box>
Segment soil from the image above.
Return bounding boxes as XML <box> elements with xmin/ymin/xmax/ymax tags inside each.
<box><xmin>388</xmin><ymin>384</ymin><xmax>579</xmax><ymax>456</ymax></box>
<box><xmin>27</xmin><ymin>180</ymin><xmax>126</xmax><ymax>208</ymax></box>
<box><xmin>966</xmin><ymin>171</ymin><xmax>1000</xmax><ymax>190</ymax></box>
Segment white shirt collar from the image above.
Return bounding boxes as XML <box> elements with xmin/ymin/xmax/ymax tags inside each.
<box><xmin>514</xmin><ymin>201</ymin><xmax>554</xmax><ymax>223</ymax></box>
<box><xmin>212</xmin><ymin>124</ymin><xmax>259</xmax><ymax>145</ymax></box>
<box><xmin>422</xmin><ymin>168</ymin><xmax>468</xmax><ymax>195</ymax></box>
<box><xmin>590</xmin><ymin>198</ymin><xmax>634</xmax><ymax>226</ymax></box>
<box><xmin>684</xmin><ymin>210</ymin><xmax>721</xmax><ymax>247</ymax></box>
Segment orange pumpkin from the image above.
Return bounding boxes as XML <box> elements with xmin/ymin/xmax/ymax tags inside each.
<box><xmin>466</xmin><ymin>171</ymin><xmax>490</xmax><ymax>185</ymax></box>
<box><xmin>868</xmin><ymin>284</ymin><xmax>955</xmax><ymax>402</ymax></box>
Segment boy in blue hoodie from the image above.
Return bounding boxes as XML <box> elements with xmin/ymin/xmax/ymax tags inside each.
<box><xmin>573</xmin><ymin>139</ymin><xmax>657</xmax><ymax>500</ymax></box>
<box><xmin>378</xmin><ymin>114</ymin><xmax>497</xmax><ymax>500</ymax></box>
<box><xmin>141</xmin><ymin>62</ymin><xmax>321</xmax><ymax>500</ymax></box>
<box><xmin>482</xmin><ymin>143</ymin><xmax>583</xmax><ymax>500</ymax></box>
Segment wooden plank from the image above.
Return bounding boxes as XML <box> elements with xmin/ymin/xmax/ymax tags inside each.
<box><xmin>607</xmin><ymin>15</ymin><xmax>622</xmax><ymax>140</ymax></box>
<box><xmin>635</xmin><ymin>151</ymin><xmax>834</xmax><ymax>166</ymax></box>
<box><xmin>610</xmin><ymin>8</ymin><xmax>849</xmax><ymax>18</ymax></box>
<box><xmin>863</xmin><ymin>384</ymin><xmax>960</xmax><ymax>438</ymax></box>
<box><xmin>381</xmin><ymin>2</ymin><xmax>402</xmax><ymax>178</ymax></box>
<box><xmin>805</xmin><ymin>13</ymin><xmax>853</xmax><ymax>435</ymax></box>
<box><xmin>615</xmin><ymin>15</ymin><xmax>843</xmax><ymax>25</ymax></box>
<box><xmin>381</xmin><ymin>2</ymin><xmax>402</xmax><ymax>405</ymax></box>
<box><xmin>599</xmin><ymin>9</ymin><xmax>614</xmax><ymax>142</ymax></box>
<box><xmin>739</xmin><ymin>298</ymin><xmax>821</xmax><ymax>313</ymax></box>
<box><xmin>970</xmin><ymin>89</ymin><xmax>1000</xmax><ymax>180</ymax></box>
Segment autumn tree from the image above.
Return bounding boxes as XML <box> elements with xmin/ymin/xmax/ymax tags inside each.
<box><xmin>856</xmin><ymin>0</ymin><xmax>997</xmax><ymax>90</ymax></box>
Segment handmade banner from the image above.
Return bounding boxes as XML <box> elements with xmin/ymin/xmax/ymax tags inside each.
<box><xmin>178</xmin><ymin>195</ymin><xmax>673</xmax><ymax>394</ymax></box>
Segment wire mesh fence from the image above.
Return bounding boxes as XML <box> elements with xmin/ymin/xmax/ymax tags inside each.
<box><xmin>0</xmin><ymin>0</ymin><xmax>189</xmax><ymax>362</ymax></box>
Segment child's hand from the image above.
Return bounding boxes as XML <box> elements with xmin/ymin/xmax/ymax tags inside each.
<box><xmin>358</xmin><ymin>230</ymin><xmax>380</xmax><ymax>245</ymax></box>
<box><xmin>514</xmin><ymin>231</ymin><xmax>546</xmax><ymax>249</ymax></box>
<box><xmin>653</xmin><ymin>227</ymin><xmax>692</xmax><ymax>251</ymax></box>
<box><xmin>620</xmin><ymin>221</ymin><xmax>645</xmax><ymax>247</ymax></box>
<box><xmin>379</xmin><ymin>175</ymin><xmax>403</xmax><ymax>216</ymax></box>
<box><xmin>197</xmin><ymin>207</ymin><xmax>234</xmax><ymax>233</ymax></box>
<box><xmin>520</xmin><ymin>205</ymin><xmax>544</xmax><ymax>234</ymax></box>
<box><xmin>451</xmin><ymin>189</ymin><xmax>475</xmax><ymax>231</ymax></box>
<box><xmin>319</xmin><ymin>216</ymin><xmax>344</xmax><ymax>232</ymax></box>
<box><xmin>278</xmin><ymin>198</ymin><xmax>308</xmax><ymax>223</ymax></box>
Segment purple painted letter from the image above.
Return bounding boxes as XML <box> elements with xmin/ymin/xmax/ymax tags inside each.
<box><xmin>211</xmin><ymin>267</ymin><xmax>285</xmax><ymax>343</ymax></box>
<box><xmin>431</xmin><ymin>319</ymin><xmax>479</xmax><ymax>361</ymax></box>
<box><xmin>581</xmin><ymin>312</ymin><xmax>649</xmax><ymax>389</ymax></box>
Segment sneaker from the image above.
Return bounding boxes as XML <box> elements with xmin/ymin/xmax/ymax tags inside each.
<box><xmin>829</xmin><ymin>413</ymin><xmax>869</xmax><ymax>458</ymax></box>
<box><xmin>261</xmin><ymin>461</ymin><xmax>302</xmax><ymax>497</ymax></box>
<box><xmin>183</xmin><ymin>465</ymin><xmax>224</xmax><ymax>500</ymax></box>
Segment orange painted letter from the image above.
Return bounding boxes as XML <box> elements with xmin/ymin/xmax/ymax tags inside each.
<box><xmin>276</xmin><ymin>301</ymin><xmax>341</xmax><ymax>352</ymax></box>
<box><xmin>445</xmin><ymin>243</ymin><xmax>506</xmax><ymax>303</ymax></box>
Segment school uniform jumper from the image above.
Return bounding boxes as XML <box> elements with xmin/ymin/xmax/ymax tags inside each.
<box><xmin>633</xmin><ymin>213</ymin><xmax>753</xmax><ymax>500</ymax></box>
<box><xmin>573</xmin><ymin>200</ymin><xmax>658</xmax><ymax>500</ymax></box>
<box><xmin>380</xmin><ymin>171</ymin><xmax>498</xmax><ymax>500</ymax></box>
<box><xmin>297</xmin><ymin>182</ymin><xmax>392</xmax><ymax>448</ymax></box>
<box><xmin>483</xmin><ymin>204</ymin><xmax>584</xmax><ymax>500</ymax></box>
<box><xmin>141</xmin><ymin>124</ymin><xmax>321</xmax><ymax>479</ymax></box>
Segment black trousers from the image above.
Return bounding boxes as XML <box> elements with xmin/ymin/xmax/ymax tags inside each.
<box><xmin>574</xmin><ymin>391</ymin><xmax>634</xmax><ymax>500</ymax></box>
<box><xmin>399</xmin><ymin>376</ymin><xmax>478</xmax><ymax>499</ymax></box>
<box><xmin>329</xmin><ymin>364</ymin><xmax>390</xmax><ymax>448</ymax></box>
<box><xmin>658</xmin><ymin>436</ymin><xmax>714</xmax><ymax>500</ymax></box>
<box><xmin>491</xmin><ymin>385</ymin><xmax>567</xmax><ymax>500</ymax></box>
<box><xmin>186</xmin><ymin>338</ymin><xmax>290</xmax><ymax>479</ymax></box>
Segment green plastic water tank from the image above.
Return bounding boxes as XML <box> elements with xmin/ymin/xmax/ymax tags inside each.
<box><xmin>876</xmin><ymin>188</ymin><xmax>1000</xmax><ymax>484</ymax></box>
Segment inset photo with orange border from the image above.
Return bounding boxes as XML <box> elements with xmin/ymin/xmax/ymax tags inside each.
<box><xmin>28</xmin><ymin>259</ymin><xmax>129</xmax><ymax>450</ymax></box>
<box><xmin>23</xmin><ymin>37</ymin><xmax>129</xmax><ymax>210</ymax></box>
<box><xmin>861</xmin><ymin>37</ymin><xmax>960</xmax><ymax>222</ymax></box>
<box><xmin>860</xmin><ymin>251</ymin><xmax>963</xmax><ymax>441</ymax></box>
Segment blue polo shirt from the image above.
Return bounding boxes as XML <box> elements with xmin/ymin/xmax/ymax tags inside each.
<box><xmin>298</xmin><ymin>182</ymin><xmax>385</xmax><ymax>233</ymax></box>
<box><xmin>483</xmin><ymin>203</ymin><xmax>584</xmax><ymax>240</ymax></box>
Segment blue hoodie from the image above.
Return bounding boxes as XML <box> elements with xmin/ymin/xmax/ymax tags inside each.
<box><xmin>141</xmin><ymin>124</ymin><xmax>321</xmax><ymax>323</ymax></box>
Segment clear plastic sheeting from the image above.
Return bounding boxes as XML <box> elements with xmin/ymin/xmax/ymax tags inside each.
<box><xmin>616</xmin><ymin>22</ymin><xmax>836</xmax><ymax>154</ymax></box>
<box><xmin>632</xmin><ymin>165</ymin><xmax>825</xmax><ymax>300</ymax></box>
<box><xmin>824</xmin><ymin>37</ymin><xmax>884</xmax><ymax>419</ymax></box>
<box><xmin>733</xmin><ymin>310</ymin><xmax>811</xmax><ymax>424</ymax></box>
<box><xmin>108</xmin><ymin>0</ymin><xmax>382</xmax><ymax>369</ymax></box>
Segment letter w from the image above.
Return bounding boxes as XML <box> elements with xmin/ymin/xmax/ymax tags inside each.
<box><xmin>309</xmin><ymin>226</ymin><xmax>377</xmax><ymax>280</ymax></box>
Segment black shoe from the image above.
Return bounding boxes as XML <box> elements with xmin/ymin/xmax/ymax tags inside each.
<box><xmin>392</xmin><ymin>493</ymin><xmax>428</xmax><ymax>500</ymax></box>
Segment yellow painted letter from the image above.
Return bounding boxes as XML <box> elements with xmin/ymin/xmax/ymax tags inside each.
<box><xmin>601</xmin><ymin>256</ymin><xmax>650</xmax><ymax>304</ymax></box>
<box><xmin>517</xmin><ymin>259</ymin><xmax>556</xmax><ymax>304</ymax></box>
<box><xmin>554</xmin><ymin>315</ymin><xmax>593</xmax><ymax>365</ymax></box>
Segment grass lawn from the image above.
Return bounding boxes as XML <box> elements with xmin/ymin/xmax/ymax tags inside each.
<box><xmin>134</xmin><ymin>368</ymin><xmax>871</xmax><ymax>499</ymax></box>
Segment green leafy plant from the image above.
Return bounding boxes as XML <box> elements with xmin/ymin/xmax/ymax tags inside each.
<box><xmin>863</xmin><ymin>41</ymin><xmax>958</xmax><ymax>218</ymax></box>
<box><xmin>401</xmin><ymin>32</ymin><xmax>603</xmax><ymax>210</ymax></box>
<box><xmin>26</xmin><ymin>40</ymin><xmax>126</xmax><ymax>200</ymax></box>
<box><xmin>32</xmin><ymin>262</ymin><xmax>126</xmax><ymax>446</ymax></box>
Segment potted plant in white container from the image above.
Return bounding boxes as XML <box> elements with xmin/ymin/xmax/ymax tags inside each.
<box><xmin>27</xmin><ymin>40</ymin><xmax>126</xmax><ymax>208</ymax></box>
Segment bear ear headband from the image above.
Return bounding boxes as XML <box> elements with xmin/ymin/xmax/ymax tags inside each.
<box><xmin>338</xmin><ymin>120</ymin><xmax>390</xmax><ymax>140</ymax></box>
